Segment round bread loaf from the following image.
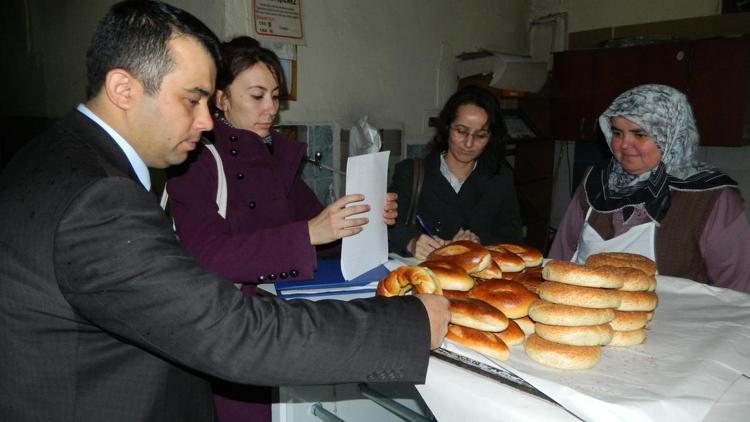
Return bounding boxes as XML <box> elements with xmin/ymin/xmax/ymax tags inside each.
<box><xmin>449</xmin><ymin>297</ymin><xmax>509</xmax><ymax>332</ymax></box>
<box><xmin>472</xmin><ymin>260</ymin><xmax>504</xmax><ymax>280</ymax></box>
<box><xmin>528</xmin><ymin>299</ymin><xmax>615</xmax><ymax>326</ymax></box>
<box><xmin>484</xmin><ymin>244</ymin><xmax>526</xmax><ymax>272</ymax></box>
<box><xmin>585</xmin><ymin>252</ymin><xmax>656</xmax><ymax>276</ymax></box>
<box><xmin>538</xmin><ymin>281</ymin><xmax>622</xmax><ymax>309</ymax></box>
<box><xmin>524</xmin><ymin>334</ymin><xmax>601</xmax><ymax>370</ymax></box>
<box><xmin>609</xmin><ymin>310</ymin><xmax>650</xmax><ymax>331</ymax></box>
<box><xmin>608</xmin><ymin>328</ymin><xmax>647</xmax><ymax>347</ymax></box>
<box><xmin>511</xmin><ymin>267</ymin><xmax>544</xmax><ymax>295</ymax></box>
<box><xmin>428</xmin><ymin>240</ymin><xmax>491</xmax><ymax>274</ymax></box>
<box><xmin>468</xmin><ymin>279</ymin><xmax>537</xmax><ymax>319</ymax></box>
<box><xmin>420</xmin><ymin>260</ymin><xmax>475</xmax><ymax>291</ymax></box>
<box><xmin>494</xmin><ymin>318</ymin><xmax>525</xmax><ymax>346</ymax></box>
<box><xmin>493</xmin><ymin>243</ymin><xmax>544</xmax><ymax>267</ymax></box>
<box><xmin>542</xmin><ymin>261</ymin><xmax>625</xmax><ymax>289</ymax></box>
<box><xmin>446</xmin><ymin>324</ymin><xmax>510</xmax><ymax>361</ymax></box>
<box><xmin>513</xmin><ymin>316</ymin><xmax>535</xmax><ymax>336</ymax></box>
<box><xmin>376</xmin><ymin>266</ymin><xmax>441</xmax><ymax>297</ymax></box>
<box><xmin>443</xmin><ymin>289</ymin><xmax>469</xmax><ymax>299</ymax></box>
<box><xmin>616</xmin><ymin>291</ymin><xmax>658</xmax><ymax>312</ymax></box>
<box><xmin>535</xmin><ymin>322</ymin><xmax>614</xmax><ymax>346</ymax></box>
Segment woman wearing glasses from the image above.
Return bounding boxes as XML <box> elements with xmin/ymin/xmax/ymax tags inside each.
<box><xmin>388</xmin><ymin>85</ymin><xmax>523</xmax><ymax>259</ymax></box>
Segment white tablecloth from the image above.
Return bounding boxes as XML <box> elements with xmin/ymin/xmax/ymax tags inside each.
<box><xmin>418</xmin><ymin>276</ymin><xmax>750</xmax><ymax>422</ymax></box>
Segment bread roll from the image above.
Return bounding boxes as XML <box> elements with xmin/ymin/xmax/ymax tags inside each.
<box><xmin>449</xmin><ymin>297</ymin><xmax>509</xmax><ymax>332</ymax></box>
<box><xmin>446</xmin><ymin>324</ymin><xmax>509</xmax><ymax>361</ymax></box>
<box><xmin>538</xmin><ymin>281</ymin><xmax>622</xmax><ymax>309</ymax></box>
<box><xmin>608</xmin><ymin>328</ymin><xmax>647</xmax><ymax>347</ymax></box>
<box><xmin>542</xmin><ymin>261</ymin><xmax>625</xmax><ymax>289</ymax></box>
<box><xmin>442</xmin><ymin>289</ymin><xmax>469</xmax><ymax>299</ymax></box>
<box><xmin>492</xmin><ymin>243</ymin><xmax>544</xmax><ymax>267</ymax></box>
<box><xmin>524</xmin><ymin>334</ymin><xmax>601</xmax><ymax>370</ymax></box>
<box><xmin>511</xmin><ymin>267</ymin><xmax>544</xmax><ymax>295</ymax></box>
<box><xmin>609</xmin><ymin>310</ymin><xmax>650</xmax><ymax>331</ymax></box>
<box><xmin>419</xmin><ymin>260</ymin><xmax>475</xmax><ymax>291</ymax></box>
<box><xmin>376</xmin><ymin>266</ymin><xmax>441</xmax><ymax>297</ymax></box>
<box><xmin>528</xmin><ymin>299</ymin><xmax>615</xmax><ymax>326</ymax></box>
<box><xmin>616</xmin><ymin>291</ymin><xmax>658</xmax><ymax>312</ymax></box>
<box><xmin>471</xmin><ymin>260</ymin><xmax>504</xmax><ymax>280</ymax></box>
<box><xmin>535</xmin><ymin>322</ymin><xmax>614</xmax><ymax>346</ymax></box>
<box><xmin>585</xmin><ymin>252</ymin><xmax>656</xmax><ymax>276</ymax></box>
<box><xmin>494</xmin><ymin>318</ymin><xmax>524</xmax><ymax>346</ymax></box>
<box><xmin>484</xmin><ymin>244</ymin><xmax>526</xmax><ymax>272</ymax></box>
<box><xmin>428</xmin><ymin>240</ymin><xmax>491</xmax><ymax>274</ymax></box>
<box><xmin>514</xmin><ymin>316</ymin><xmax>535</xmax><ymax>336</ymax></box>
<box><xmin>468</xmin><ymin>279</ymin><xmax>537</xmax><ymax>319</ymax></box>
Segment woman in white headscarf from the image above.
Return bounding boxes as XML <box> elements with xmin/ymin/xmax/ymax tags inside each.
<box><xmin>549</xmin><ymin>84</ymin><xmax>750</xmax><ymax>293</ymax></box>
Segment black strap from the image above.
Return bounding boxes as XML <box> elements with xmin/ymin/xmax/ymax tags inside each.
<box><xmin>406</xmin><ymin>158</ymin><xmax>424</xmax><ymax>226</ymax></box>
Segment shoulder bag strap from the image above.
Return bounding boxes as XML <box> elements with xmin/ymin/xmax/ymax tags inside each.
<box><xmin>406</xmin><ymin>158</ymin><xmax>424</xmax><ymax>226</ymax></box>
<box><xmin>160</xmin><ymin>138</ymin><xmax>227</xmax><ymax>220</ymax></box>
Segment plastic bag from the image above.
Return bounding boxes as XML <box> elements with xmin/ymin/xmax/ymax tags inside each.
<box><xmin>348</xmin><ymin>115</ymin><xmax>381</xmax><ymax>157</ymax></box>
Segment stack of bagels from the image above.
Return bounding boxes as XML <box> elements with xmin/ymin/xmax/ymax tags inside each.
<box><xmin>525</xmin><ymin>252</ymin><xmax>658</xmax><ymax>370</ymax></box>
<box><xmin>377</xmin><ymin>240</ymin><xmax>544</xmax><ymax>361</ymax></box>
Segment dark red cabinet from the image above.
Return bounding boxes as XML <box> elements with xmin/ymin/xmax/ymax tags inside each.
<box><xmin>552</xmin><ymin>36</ymin><xmax>750</xmax><ymax>146</ymax></box>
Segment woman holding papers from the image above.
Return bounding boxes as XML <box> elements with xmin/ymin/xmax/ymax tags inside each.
<box><xmin>165</xmin><ymin>37</ymin><xmax>397</xmax><ymax>421</ymax></box>
<box><xmin>388</xmin><ymin>85</ymin><xmax>523</xmax><ymax>259</ymax></box>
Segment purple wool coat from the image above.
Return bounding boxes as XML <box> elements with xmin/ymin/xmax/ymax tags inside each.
<box><xmin>167</xmin><ymin>118</ymin><xmax>325</xmax><ymax>287</ymax></box>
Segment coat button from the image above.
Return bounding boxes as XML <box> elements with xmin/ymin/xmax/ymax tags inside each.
<box><xmin>280</xmin><ymin>272</ymin><xmax>288</xmax><ymax>279</ymax></box>
<box><xmin>236</xmin><ymin>172</ymin><xmax>244</xmax><ymax>180</ymax></box>
<box><xmin>257</xmin><ymin>275</ymin><xmax>266</xmax><ymax>282</ymax></box>
<box><xmin>268</xmin><ymin>273</ymin><xmax>278</xmax><ymax>281</ymax></box>
<box><xmin>248</xmin><ymin>201</ymin><xmax>256</xmax><ymax>209</ymax></box>
<box><xmin>229</xmin><ymin>135</ymin><xmax>237</xmax><ymax>141</ymax></box>
<box><xmin>230</xmin><ymin>148</ymin><xmax>238</xmax><ymax>156</ymax></box>
<box><xmin>289</xmin><ymin>269</ymin><xmax>298</xmax><ymax>278</ymax></box>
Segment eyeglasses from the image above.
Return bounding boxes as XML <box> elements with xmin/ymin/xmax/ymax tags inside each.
<box><xmin>449</xmin><ymin>124</ymin><xmax>490</xmax><ymax>142</ymax></box>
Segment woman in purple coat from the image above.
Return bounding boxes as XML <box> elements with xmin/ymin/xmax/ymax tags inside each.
<box><xmin>166</xmin><ymin>37</ymin><xmax>396</xmax><ymax>422</ymax></box>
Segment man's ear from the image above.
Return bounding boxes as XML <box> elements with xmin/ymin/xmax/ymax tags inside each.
<box><xmin>104</xmin><ymin>69</ymin><xmax>139</xmax><ymax>110</ymax></box>
<box><xmin>214</xmin><ymin>89</ymin><xmax>228</xmax><ymax>111</ymax></box>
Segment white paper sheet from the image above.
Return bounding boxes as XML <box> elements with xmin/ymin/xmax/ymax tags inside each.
<box><xmin>341</xmin><ymin>151</ymin><xmax>390</xmax><ymax>280</ymax></box>
<box><xmin>431</xmin><ymin>276</ymin><xmax>750</xmax><ymax>422</ymax></box>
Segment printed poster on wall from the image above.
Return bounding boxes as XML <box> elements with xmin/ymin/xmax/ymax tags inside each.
<box><xmin>252</xmin><ymin>0</ymin><xmax>305</xmax><ymax>45</ymax></box>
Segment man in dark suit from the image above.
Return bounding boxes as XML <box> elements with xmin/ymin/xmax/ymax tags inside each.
<box><xmin>0</xmin><ymin>1</ymin><xmax>449</xmax><ymax>421</ymax></box>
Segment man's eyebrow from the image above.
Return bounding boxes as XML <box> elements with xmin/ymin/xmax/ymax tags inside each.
<box><xmin>185</xmin><ymin>87</ymin><xmax>211</xmax><ymax>97</ymax></box>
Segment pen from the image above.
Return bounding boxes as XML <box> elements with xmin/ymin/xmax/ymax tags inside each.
<box><xmin>414</xmin><ymin>214</ymin><xmax>434</xmax><ymax>238</ymax></box>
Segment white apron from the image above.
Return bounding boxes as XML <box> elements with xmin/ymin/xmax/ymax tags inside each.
<box><xmin>571</xmin><ymin>207</ymin><xmax>657</xmax><ymax>266</ymax></box>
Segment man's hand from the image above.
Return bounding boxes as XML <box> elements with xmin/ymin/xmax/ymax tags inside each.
<box><xmin>308</xmin><ymin>194</ymin><xmax>369</xmax><ymax>245</ymax></box>
<box><xmin>415</xmin><ymin>294</ymin><xmax>450</xmax><ymax>350</ymax></box>
<box><xmin>407</xmin><ymin>234</ymin><xmax>447</xmax><ymax>260</ymax></box>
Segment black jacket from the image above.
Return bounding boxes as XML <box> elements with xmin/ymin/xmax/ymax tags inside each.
<box><xmin>0</xmin><ymin>111</ymin><xmax>431</xmax><ymax>422</ymax></box>
<box><xmin>388</xmin><ymin>151</ymin><xmax>523</xmax><ymax>254</ymax></box>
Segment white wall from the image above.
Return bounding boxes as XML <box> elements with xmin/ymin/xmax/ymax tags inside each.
<box><xmin>224</xmin><ymin>0</ymin><xmax>530</xmax><ymax>146</ymax></box>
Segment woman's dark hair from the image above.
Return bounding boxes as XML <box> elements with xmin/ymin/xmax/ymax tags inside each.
<box><xmin>429</xmin><ymin>85</ymin><xmax>507</xmax><ymax>161</ymax></box>
<box><xmin>215</xmin><ymin>36</ymin><xmax>287</xmax><ymax>99</ymax></box>
<box><xmin>86</xmin><ymin>0</ymin><xmax>221</xmax><ymax>99</ymax></box>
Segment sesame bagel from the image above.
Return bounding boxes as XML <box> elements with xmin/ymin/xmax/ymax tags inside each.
<box><xmin>538</xmin><ymin>281</ymin><xmax>622</xmax><ymax>309</ymax></box>
<box><xmin>528</xmin><ymin>299</ymin><xmax>615</xmax><ymax>326</ymax></box>
<box><xmin>609</xmin><ymin>310</ymin><xmax>650</xmax><ymax>331</ymax></box>
<box><xmin>535</xmin><ymin>322</ymin><xmax>614</xmax><ymax>346</ymax></box>
<box><xmin>524</xmin><ymin>334</ymin><xmax>601</xmax><ymax>370</ymax></box>
<box><xmin>586</xmin><ymin>252</ymin><xmax>657</xmax><ymax>276</ymax></box>
<box><xmin>616</xmin><ymin>291</ymin><xmax>658</xmax><ymax>312</ymax></box>
<box><xmin>542</xmin><ymin>261</ymin><xmax>625</xmax><ymax>289</ymax></box>
<box><xmin>608</xmin><ymin>328</ymin><xmax>647</xmax><ymax>347</ymax></box>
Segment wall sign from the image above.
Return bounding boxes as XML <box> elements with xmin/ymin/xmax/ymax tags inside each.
<box><xmin>252</xmin><ymin>0</ymin><xmax>305</xmax><ymax>44</ymax></box>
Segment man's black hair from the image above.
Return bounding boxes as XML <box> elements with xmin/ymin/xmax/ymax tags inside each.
<box><xmin>85</xmin><ymin>0</ymin><xmax>221</xmax><ymax>99</ymax></box>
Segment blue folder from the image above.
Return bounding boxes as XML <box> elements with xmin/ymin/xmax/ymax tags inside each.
<box><xmin>274</xmin><ymin>259</ymin><xmax>389</xmax><ymax>297</ymax></box>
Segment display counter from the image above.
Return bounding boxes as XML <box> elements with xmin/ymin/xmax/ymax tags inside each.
<box><xmin>260</xmin><ymin>274</ymin><xmax>750</xmax><ymax>421</ymax></box>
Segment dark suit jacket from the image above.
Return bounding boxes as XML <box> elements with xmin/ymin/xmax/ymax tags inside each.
<box><xmin>388</xmin><ymin>151</ymin><xmax>523</xmax><ymax>253</ymax></box>
<box><xmin>0</xmin><ymin>111</ymin><xmax>430</xmax><ymax>422</ymax></box>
